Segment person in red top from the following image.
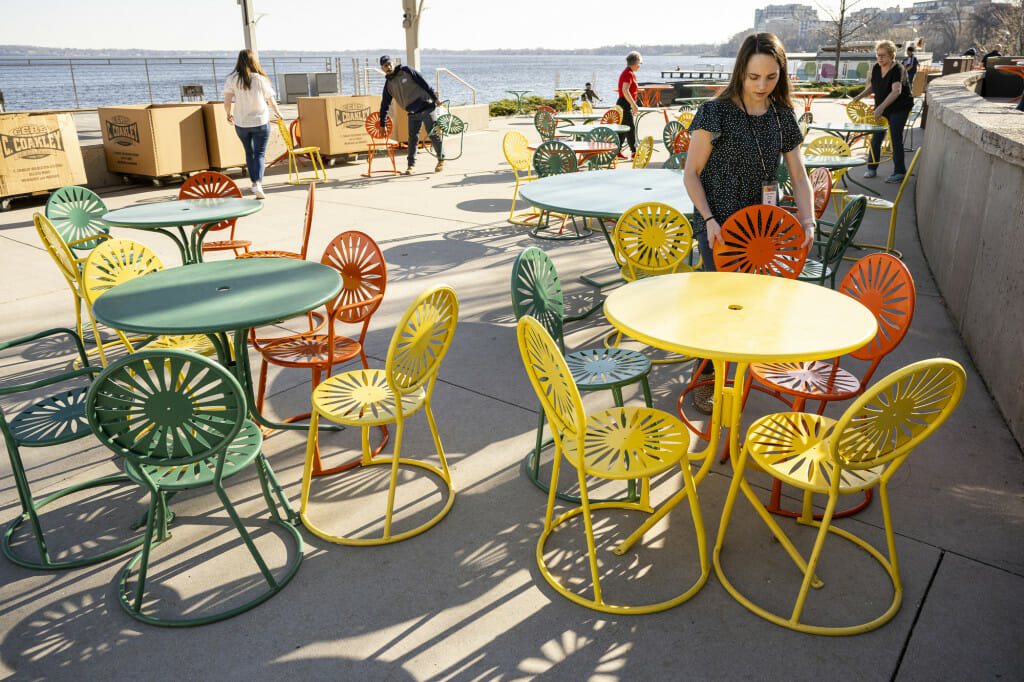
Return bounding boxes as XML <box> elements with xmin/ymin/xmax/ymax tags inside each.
<box><xmin>617</xmin><ymin>51</ymin><xmax>642</xmax><ymax>158</ymax></box>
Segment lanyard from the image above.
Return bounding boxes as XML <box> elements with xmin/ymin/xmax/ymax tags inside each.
<box><xmin>739</xmin><ymin>100</ymin><xmax>782</xmax><ymax>182</ymax></box>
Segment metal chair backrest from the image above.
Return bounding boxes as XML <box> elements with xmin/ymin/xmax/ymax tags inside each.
<box><xmin>831</xmin><ymin>358</ymin><xmax>964</xmax><ymax>469</ymax></box>
<box><xmin>809</xmin><ymin>167</ymin><xmax>833</xmax><ymax>218</ymax></box>
<box><xmin>839</xmin><ymin>252</ymin><xmax>916</xmax><ymax>370</ymax></box>
<box><xmin>815</xmin><ymin>195</ymin><xmax>868</xmax><ymax>284</ymax></box>
<box><xmin>534</xmin><ymin>108</ymin><xmax>558</xmax><ymax>140</ymax></box>
<box><xmin>664</xmin><ymin>152</ymin><xmax>687</xmax><ymax>170</ymax></box>
<box><xmin>87</xmin><ymin>349</ymin><xmax>246</xmax><ymax>471</ymax></box>
<box><xmin>633</xmin><ymin>136</ymin><xmax>654</xmax><ymax>168</ymax></box>
<box><xmin>613</xmin><ymin>202</ymin><xmax>695</xmax><ymax>281</ymax></box>
<box><xmin>586</xmin><ymin>125</ymin><xmax>619</xmax><ymax>168</ymax></box>
<box><xmin>275</xmin><ymin>117</ymin><xmax>296</xmax><ymax>152</ymax></box>
<box><xmin>672</xmin><ymin>129</ymin><xmax>691</xmax><ymax>154</ymax></box>
<box><xmin>662</xmin><ymin>120</ymin><xmax>684</xmax><ymax>151</ymax></box>
<box><xmin>45</xmin><ymin>186</ymin><xmax>110</xmax><ymax>252</ymax></box>
<box><xmin>714</xmin><ymin>204</ymin><xmax>810</xmax><ymax>278</ymax></box>
<box><xmin>846</xmin><ymin>100</ymin><xmax>871</xmax><ymax>122</ymax></box>
<box><xmin>805</xmin><ymin>135</ymin><xmax>851</xmax><ymax>157</ymax></box>
<box><xmin>503</xmin><ymin>130</ymin><xmax>532</xmax><ymax>174</ymax></box>
<box><xmin>178</xmin><ymin>171</ymin><xmax>242</xmax><ymax>237</ymax></box>
<box><xmin>82</xmin><ymin>238</ymin><xmax>164</xmax><ymax>307</ymax></box>
<box><xmin>365</xmin><ymin>111</ymin><xmax>393</xmax><ymax>140</ymax></box>
<box><xmin>385</xmin><ymin>285</ymin><xmax>458</xmax><ymax>399</ymax></box>
<box><xmin>511</xmin><ymin>247</ymin><xmax>566</xmax><ymax>352</ymax></box>
<box><xmin>35</xmin><ymin>212</ymin><xmax>84</xmax><ymax>293</ymax></box>
<box><xmin>532</xmin><ymin>140</ymin><xmax>578</xmax><ymax>177</ymax></box>
<box><xmin>320</xmin><ymin>230</ymin><xmax>387</xmax><ymax>327</ymax></box>
<box><xmin>601</xmin><ymin>108</ymin><xmax>621</xmax><ymax>124</ymax></box>
<box><xmin>517</xmin><ymin>315</ymin><xmax>585</xmax><ymax>445</ymax></box>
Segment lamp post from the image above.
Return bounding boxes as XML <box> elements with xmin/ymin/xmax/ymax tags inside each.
<box><xmin>239</xmin><ymin>0</ymin><xmax>259</xmax><ymax>60</ymax></box>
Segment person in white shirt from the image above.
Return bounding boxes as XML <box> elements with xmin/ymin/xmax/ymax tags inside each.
<box><xmin>223</xmin><ymin>49</ymin><xmax>284</xmax><ymax>199</ymax></box>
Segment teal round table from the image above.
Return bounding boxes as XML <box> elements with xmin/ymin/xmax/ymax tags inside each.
<box><xmin>92</xmin><ymin>258</ymin><xmax>342</xmax><ymax>435</ymax></box>
<box><xmin>555</xmin><ymin>113</ymin><xmax>602</xmax><ymax>125</ymax></box>
<box><xmin>520</xmin><ymin>169</ymin><xmax>695</xmax><ymax>288</ymax></box>
<box><xmin>808</xmin><ymin>121</ymin><xmax>887</xmax><ymax>137</ymax></box>
<box><xmin>102</xmin><ymin>197</ymin><xmax>264</xmax><ymax>265</ymax></box>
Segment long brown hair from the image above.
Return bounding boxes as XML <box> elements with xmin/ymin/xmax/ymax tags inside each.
<box><xmin>232</xmin><ymin>49</ymin><xmax>268</xmax><ymax>89</ymax></box>
<box><xmin>718</xmin><ymin>33</ymin><xmax>793</xmax><ymax>111</ymax></box>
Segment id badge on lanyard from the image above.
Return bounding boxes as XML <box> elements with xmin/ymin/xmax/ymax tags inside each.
<box><xmin>762</xmin><ymin>181</ymin><xmax>779</xmax><ymax>206</ymax></box>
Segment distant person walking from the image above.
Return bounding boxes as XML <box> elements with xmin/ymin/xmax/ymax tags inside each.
<box><xmin>223</xmin><ymin>49</ymin><xmax>283</xmax><ymax>200</ymax></box>
<box><xmin>616</xmin><ymin>51</ymin><xmax>643</xmax><ymax>159</ymax></box>
<box><xmin>378</xmin><ymin>55</ymin><xmax>445</xmax><ymax>174</ymax></box>
<box><xmin>850</xmin><ymin>39</ymin><xmax>913</xmax><ymax>183</ymax></box>
<box><xmin>902</xmin><ymin>45</ymin><xmax>919</xmax><ymax>94</ymax></box>
<box><xmin>581</xmin><ymin>82</ymin><xmax>602</xmax><ymax>104</ymax></box>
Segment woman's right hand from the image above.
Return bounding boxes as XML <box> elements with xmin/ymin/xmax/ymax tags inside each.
<box><xmin>706</xmin><ymin>218</ymin><xmax>723</xmax><ymax>249</ymax></box>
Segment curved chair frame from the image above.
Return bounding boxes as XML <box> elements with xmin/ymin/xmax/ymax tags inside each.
<box><xmin>238</xmin><ymin>182</ymin><xmax>315</xmax><ymax>260</ymax></box>
<box><xmin>424</xmin><ymin>113</ymin><xmax>466</xmax><ymax>161</ymax></box>
<box><xmin>676</xmin><ymin>111</ymin><xmax>695</xmax><ymax>128</ymax></box>
<box><xmin>749</xmin><ymin>252</ymin><xmax>915</xmax><ymax>520</ymax></box>
<box><xmin>600</xmin><ymin>108</ymin><xmax>622</xmax><ymax>125</ymax></box>
<box><xmin>45</xmin><ymin>185</ymin><xmax>111</xmax><ymax>252</ymax></box>
<box><xmin>518</xmin><ymin>316</ymin><xmax>709</xmax><ymax>614</ymax></box>
<box><xmin>534</xmin><ymin>108</ymin><xmax>560</xmax><ymax>140</ymax></box>
<box><xmin>714</xmin><ymin>358</ymin><xmax>965</xmax><ymax>635</ymax></box>
<box><xmin>363</xmin><ymin>112</ymin><xmax>400</xmax><ymax>177</ymax></box>
<box><xmin>805</xmin><ymin>136</ymin><xmax>853</xmax><ymax>214</ymax></box>
<box><xmin>300</xmin><ymin>285</ymin><xmax>459</xmax><ymax>545</ymax></box>
<box><xmin>613</xmin><ymin>202</ymin><xmax>696</xmax><ymax>281</ymax></box>
<box><xmin>511</xmin><ymin>248</ymin><xmax>650</xmax><ymax>503</ymax></box>
<box><xmin>179</xmin><ymin>171</ymin><xmax>251</xmax><ymax>256</ymax></box>
<box><xmin>87</xmin><ymin>349</ymin><xmax>303</xmax><ymax>626</ymax></box>
<box><xmin>275</xmin><ymin>118</ymin><xmax>327</xmax><ymax>184</ymax></box>
<box><xmin>1</xmin><ymin>328</ymin><xmax>143</xmax><ymax>570</ymax></box>
<box><xmin>845</xmin><ymin>148</ymin><xmax>922</xmax><ymax>259</ymax></box>
<box><xmin>253</xmin><ymin>230</ymin><xmax>388</xmax><ymax>476</ymax></box>
<box><xmin>713</xmin><ymin>204</ymin><xmax>810</xmax><ymax>277</ymax></box>
<box><xmin>503</xmin><ymin>130</ymin><xmax>541</xmax><ymax>226</ymax></box>
<box><xmin>798</xmin><ymin>196</ymin><xmax>868</xmax><ymax>288</ymax></box>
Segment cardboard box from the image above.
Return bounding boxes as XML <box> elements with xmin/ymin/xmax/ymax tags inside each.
<box><xmin>0</xmin><ymin>112</ymin><xmax>86</xmax><ymax>197</ymax></box>
<box><xmin>200</xmin><ymin>101</ymin><xmax>246</xmax><ymax>169</ymax></box>
<box><xmin>297</xmin><ymin>95</ymin><xmax>380</xmax><ymax>155</ymax></box>
<box><xmin>98</xmin><ymin>104</ymin><xmax>208</xmax><ymax>176</ymax></box>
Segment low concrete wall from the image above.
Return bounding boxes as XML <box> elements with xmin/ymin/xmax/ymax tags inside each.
<box><xmin>918</xmin><ymin>72</ymin><xmax>1024</xmax><ymax>444</ymax></box>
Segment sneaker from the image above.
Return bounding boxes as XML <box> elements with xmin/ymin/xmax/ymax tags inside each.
<box><xmin>885</xmin><ymin>172</ymin><xmax>905</xmax><ymax>184</ymax></box>
<box><xmin>863</xmin><ymin>169</ymin><xmax>877</xmax><ymax>179</ymax></box>
<box><xmin>403</xmin><ymin>166</ymin><xmax>415</xmax><ymax>175</ymax></box>
<box><xmin>252</xmin><ymin>184</ymin><xmax>265</xmax><ymax>200</ymax></box>
<box><xmin>434</xmin><ymin>160</ymin><xmax>445</xmax><ymax>172</ymax></box>
<box><xmin>616</xmin><ymin>152</ymin><xmax>629</xmax><ymax>160</ymax></box>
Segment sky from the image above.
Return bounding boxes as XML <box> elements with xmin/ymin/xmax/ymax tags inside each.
<box><xmin>3</xmin><ymin>0</ymin><xmax>925</xmax><ymax>52</ymax></box>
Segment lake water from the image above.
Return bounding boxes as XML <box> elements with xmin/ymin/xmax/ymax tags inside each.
<box><xmin>0</xmin><ymin>52</ymin><xmax>734</xmax><ymax>111</ymax></box>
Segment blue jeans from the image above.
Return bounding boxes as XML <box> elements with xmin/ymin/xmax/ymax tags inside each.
<box><xmin>234</xmin><ymin>123</ymin><xmax>271</xmax><ymax>183</ymax></box>
<box><xmin>868</xmin><ymin>109</ymin><xmax>909</xmax><ymax>174</ymax></box>
<box><xmin>407</xmin><ymin>108</ymin><xmax>442</xmax><ymax>167</ymax></box>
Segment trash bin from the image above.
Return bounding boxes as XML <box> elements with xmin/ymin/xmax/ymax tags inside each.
<box><xmin>942</xmin><ymin>57</ymin><xmax>974</xmax><ymax>76</ymax></box>
<box><xmin>311</xmin><ymin>73</ymin><xmax>340</xmax><ymax>96</ymax></box>
<box><xmin>279</xmin><ymin>73</ymin><xmax>312</xmax><ymax>104</ymax></box>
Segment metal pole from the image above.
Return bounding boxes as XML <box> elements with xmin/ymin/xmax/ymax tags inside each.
<box><xmin>144</xmin><ymin>58</ymin><xmax>153</xmax><ymax>103</ymax></box>
<box><xmin>69</xmin><ymin>61</ymin><xmax>80</xmax><ymax>108</ymax></box>
<box><xmin>239</xmin><ymin>0</ymin><xmax>258</xmax><ymax>60</ymax></box>
<box><xmin>212</xmin><ymin>58</ymin><xmax>218</xmax><ymax>94</ymax></box>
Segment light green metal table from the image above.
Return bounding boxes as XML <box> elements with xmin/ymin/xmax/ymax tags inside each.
<box><xmin>102</xmin><ymin>197</ymin><xmax>263</xmax><ymax>265</ymax></box>
<box><xmin>519</xmin><ymin>168</ymin><xmax>694</xmax><ymax>288</ymax></box>
<box><xmin>506</xmin><ymin>89</ymin><xmax>532</xmax><ymax>115</ymax></box>
<box><xmin>558</xmin><ymin>123</ymin><xmax>630</xmax><ymax>139</ymax></box>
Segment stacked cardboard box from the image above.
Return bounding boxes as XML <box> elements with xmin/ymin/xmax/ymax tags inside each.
<box><xmin>0</xmin><ymin>112</ymin><xmax>86</xmax><ymax>198</ymax></box>
<box><xmin>98</xmin><ymin>104</ymin><xmax>208</xmax><ymax>177</ymax></box>
<box><xmin>297</xmin><ymin>96</ymin><xmax>380</xmax><ymax>155</ymax></box>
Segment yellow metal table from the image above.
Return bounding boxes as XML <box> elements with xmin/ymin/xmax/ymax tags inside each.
<box><xmin>603</xmin><ymin>271</ymin><xmax>876</xmax><ymax>552</ymax></box>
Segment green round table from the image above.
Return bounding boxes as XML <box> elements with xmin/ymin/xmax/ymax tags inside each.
<box><xmin>102</xmin><ymin>197</ymin><xmax>264</xmax><ymax>265</ymax></box>
<box><xmin>555</xmin><ymin>113</ymin><xmax>602</xmax><ymax>125</ymax></box>
<box><xmin>92</xmin><ymin>258</ymin><xmax>342</xmax><ymax>435</ymax></box>
<box><xmin>506</xmin><ymin>89</ymin><xmax>532</xmax><ymax>115</ymax></box>
<box><xmin>802</xmin><ymin>155</ymin><xmax>869</xmax><ymax>170</ymax></box>
<box><xmin>808</xmin><ymin>121</ymin><xmax>887</xmax><ymax>136</ymax></box>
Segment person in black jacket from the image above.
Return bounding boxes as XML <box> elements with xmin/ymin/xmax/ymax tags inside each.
<box><xmin>982</xmin><ymin>44</ymin><xmax>1002</xmax><ymax>68</ymax></box>
<box><xmin>378</xmin><ymin>55</ymin><xmax>444</xmax><ymax>174</ymax></box>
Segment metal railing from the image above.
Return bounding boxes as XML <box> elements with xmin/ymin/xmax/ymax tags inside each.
<box><xmin>0</xmin><ymin>55</ymin><xmax>338</xmax><ymax>110</ymax></box>
<box><xmin>435</xmin><ymin>69</ymin><xmax>475</xmax><ymax>105</ymax></box>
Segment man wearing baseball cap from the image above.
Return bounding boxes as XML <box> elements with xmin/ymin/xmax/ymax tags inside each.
<box><xmin>378</xmin><ymin>55</ymin><xmax>445</xmax><ymax>174</ymax></box>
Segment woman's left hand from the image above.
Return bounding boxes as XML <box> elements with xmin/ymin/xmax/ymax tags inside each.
<box><xmin>801</xmin><ymin>223</ymin><xmax>815</xmax><ymax>248</ymax></box>
<box><xmin>873</xmin><ymin>107</ymin><xmax>883</xmax><ymax>120</ymax></box>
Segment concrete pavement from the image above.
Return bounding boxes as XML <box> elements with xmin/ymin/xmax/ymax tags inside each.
<box><xmin>0</xmin><ymin>101</ymin><xmax>1021</xmax><ymax>680</ymax></box>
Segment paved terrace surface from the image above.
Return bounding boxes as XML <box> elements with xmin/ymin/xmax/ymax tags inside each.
<box><xmin>0</xmin><ymin>101</ymin><xmax>1021</xmax><ymax>680</ymax></box>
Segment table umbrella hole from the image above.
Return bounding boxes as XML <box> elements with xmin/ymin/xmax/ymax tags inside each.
<box><xmin>217</xmin><ymin>286</ymin><xmax>230</xmax><ymax>292</ymax></box>
<box><xmin>728</xmin><ymin>305</ymin><xmax>743</xmax><ymax>310</ymax></box>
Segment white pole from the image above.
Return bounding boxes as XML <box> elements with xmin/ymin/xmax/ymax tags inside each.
<box><xmin>402</xmin><ymin>0</ymin><xmax>424</xmax><ymax>71</ymax></box>
<box><xmin>238</xmin><ymin>0</ymin><xmax>259</xmax><ymax>60</ymax></box>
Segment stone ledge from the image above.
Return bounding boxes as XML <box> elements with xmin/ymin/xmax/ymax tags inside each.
<box><xmin>926</xmin><ymin>72</ymin><xmax>1024</xmax><ymax>167</ymax></box>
